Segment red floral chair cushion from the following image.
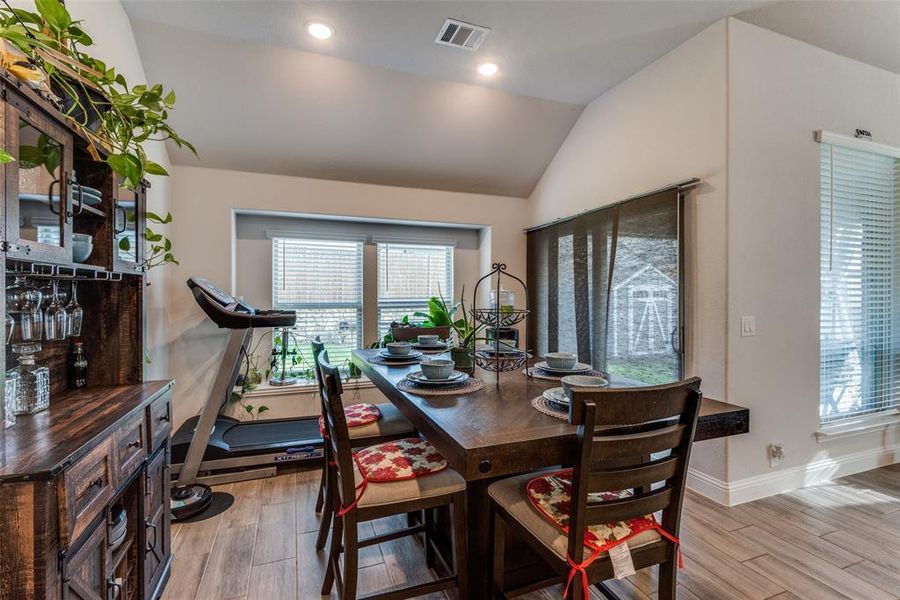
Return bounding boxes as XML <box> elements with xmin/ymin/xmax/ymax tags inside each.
<box><xmin>318</xmin><ymin>403</ymin><xmax>381</xmax><ymax>435</ymax></box>
<box><xmin>355</xmin><ymin>437</ymin><xmax>448</xmax><ymax>482</ymax></box>
<box><xmin>525</xmin><ymin>469</ymin><xmax>659</xmax><ymax>551</ymax></box>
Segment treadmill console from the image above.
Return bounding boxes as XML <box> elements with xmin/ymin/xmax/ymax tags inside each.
<box><xmin>187</xmin><ymin>277</ymin><xmax>296</xmax><ymax>329</ymax></box>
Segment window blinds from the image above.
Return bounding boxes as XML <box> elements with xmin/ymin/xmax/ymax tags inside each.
<box><xmin>819</xmin><ymin>138</ymin><xmax>900</xmax><ymax>423</ymax></box>
<box><xmin>376</xmin><ymin>243</ymin><xmax>453</xmax><ymax>336</ymax></box>
<box><xmin>272</xmin><ymin>238</ymin><xmax>363</xmax><ymax>367</ymax></box>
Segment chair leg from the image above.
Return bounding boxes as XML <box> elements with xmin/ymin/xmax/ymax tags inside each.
<box><xmin>491</xmin><ymin>508</ymin><xmax>505</xmax><ymax>599</ymax></box>
<box><xmin>341</xmin><ymin>514</ymin><xmax>359</xmax><ymax>600</ymax></box>
<box><xmin>424</xmin><ymin>507</ymin><xmax>436</xmax><ymax>568</ymax></box>
<box><xmin>321</xmin><ymin>510</ymin><xmax>343</xmax><ymax>595</ymax></box>
<box><xmin>451</xmin><ymin>491</ymin><xmax>469</xmax><ymax>599</ymax></box>
<box><xmin>315</xmin><ymin>461</ymin><xmax>334</xmax><ymax>551</ymax></box>
<box><xmin>315</xmin><ymin>445</ymin><xmax>330</xmax><ymax>513</ymax></box>
<box><xmin>658</xmin><ymin>557</ymin><xmax>677</xmax><ymax>600</ymax></box>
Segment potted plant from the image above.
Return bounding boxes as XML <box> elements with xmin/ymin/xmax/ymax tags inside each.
<box><xmin>415</xmin><ymin>288</ymin><xmax>482</xmax><ymax>374</ymax></box>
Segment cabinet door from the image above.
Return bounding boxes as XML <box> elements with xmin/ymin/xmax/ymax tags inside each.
<box><xmin>143</xmin><ymin>445</ymin><xmax>171</xmax><ymax>600</ymax></box>
<box><xmin>112</xmin><ymin>179</ymin><xmax>145</xmax><ymax>273</ymax></box>
<box><xmin>4</xmin><ymin>91</ymin><xmax>73</xmax><ymax>263</ymax></box>
<box><xmin>62</xmin><ymin>518</ymin><xmax>108</xmax><ymax>600</ymax></box>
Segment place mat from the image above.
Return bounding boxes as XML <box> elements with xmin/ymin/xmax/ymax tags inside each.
<box><xmin>523</xmin><ymin>367</ymin><xmax>608</xmax><ymax>381</ymax></box>
<box><xmin>397</xmin><ymin>377</ymin><xmax>485</xmax><ymax>396</ymax></box>
<box><xmin>531</xmin><ymin>395</ymin><xmax>568</xmax><ymax>420</ymax></box>
<box><xmin>368</xmin><ymin>355</ymin><xmax>421</xmax><ymax>366</ymax></box>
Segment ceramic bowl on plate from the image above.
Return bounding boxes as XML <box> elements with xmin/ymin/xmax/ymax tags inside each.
<box><xmin>420</xmin><ymin>358</ymin><xmax>455</xmax><ymax>380</ymax></box>
<box><xmin>417</xmin><ymin>334</ymin><xmax>440</xmax><ymax>346</ymax></box>
<box><xmin>72</xmin><ymin>234</ymin><xmax>93</xmax><ymax>262</ymax></box>
<box><xmin>386</xmin><ymin>342</ymin><xmax>412</xmax><ymax>356</ymax></box>
<box><xmin>561</xmin><ymin>375</ymin><xmax>609</xmax><ymax>400</ymax></box>
<box><xmin>534</xmin><ymin>361</ymin><xmax>592</xmax><ymax>375</ymax></box>
<box><xmin>545</xmin><ymin>352</ymin><xmax>577</xmax><ymax>370</ymax></box>
<box><xmin>543</xmin><ymin>387</ymin><xmax>569</xmax><ymax>411</ymax></box>
<box><xmin>406</xmin><ymin>370</ymin><xmax>467</xmax><ymax>386</ymax></box>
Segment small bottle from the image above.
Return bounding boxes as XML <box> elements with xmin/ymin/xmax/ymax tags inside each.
<box><xmin>70</xmin><ymin>342</ymin><xmax>88</xmax><ymax>389</ymax></box>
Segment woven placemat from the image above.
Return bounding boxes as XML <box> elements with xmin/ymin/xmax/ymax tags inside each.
<box><xmin>368</xmin><ymin>355</ymin><xmax>421</xmax><ymax>366</ymax></box>
<box><xmin>397</xmin><ymin>377</ymin><xmax>485</xmax><ymax>396</ymax></box>
<box><xmin>522</xmin><ymin>367</ymin><xmax>607</xmax><ymax>381</ymax></box>
<box><xmin>532</xmin><ymin>395</ymin><xmax>568</xmax><ymax>420</ymax></box>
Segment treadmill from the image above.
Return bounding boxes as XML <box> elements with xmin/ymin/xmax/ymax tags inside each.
<box><xmin>170</xmin><ymin>277</ymin><xmax>323</xmax><ymax>520</ymax></box>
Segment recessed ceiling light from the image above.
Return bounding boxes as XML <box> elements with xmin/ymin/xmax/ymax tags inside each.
<box><xmin>307</xmin><ymin>22</ymin><xmax>334</xmax><ymax>40</ymax></box>
<box><xmin>477</xmin><ymin>62</ymin><xmax>498</xmax><ymax>77</ymax></box>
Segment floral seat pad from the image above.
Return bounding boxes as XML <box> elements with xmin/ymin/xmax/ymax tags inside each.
<box><xmin>355</xmin><ymin>437</ymin><xmax>448</xmax><ymax>482</ymax></box>
<box><xmin>526</xmin><ymin>469</ymin><xmax>658</xmax><ymax>550</ymax></box>
<box><xmin>318</xmin><ymin>403</ymin><xmax>381</xmax><ymax>435</ymax></box>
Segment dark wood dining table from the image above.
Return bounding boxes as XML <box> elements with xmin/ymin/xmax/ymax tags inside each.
<box><xmin>352</xmin><ymin>349</ymin><xmax>749</xmax><ymax>598</ymax></box>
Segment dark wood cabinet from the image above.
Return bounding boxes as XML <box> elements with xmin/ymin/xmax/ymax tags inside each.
<box><xmin>143</xmin><ymin>445</ymin><xmax>170</xmax><ymax>600</ymax></box>
<box><xmin>62</xmin><ymin>518</ymin><xmax>108</xmax><ymax>600</ymax></box>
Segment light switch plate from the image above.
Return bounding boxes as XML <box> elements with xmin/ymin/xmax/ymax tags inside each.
<box><xmin>741</xmin><ymin>316</ymin><xmax>756</xmax><ymax>337</ymax></box>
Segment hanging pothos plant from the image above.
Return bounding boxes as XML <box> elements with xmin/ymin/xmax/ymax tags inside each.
<box><xmin>0</xmin><ymin>0</ymin><xmax>195</xmax><ymax>188</ymax></box>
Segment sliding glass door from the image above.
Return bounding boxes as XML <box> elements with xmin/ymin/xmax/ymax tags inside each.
<box><xmin>527</xmin><ymin>188</ymin><xmax>684</xmax><ymax>385</ymax></box>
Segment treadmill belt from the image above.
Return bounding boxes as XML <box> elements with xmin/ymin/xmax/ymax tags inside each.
<box><xmin>222</xmin><ymin>419</ymin><xmax>321</xmax><ymax>450</ymax></box>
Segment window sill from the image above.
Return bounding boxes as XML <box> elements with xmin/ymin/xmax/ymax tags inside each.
<box><xmin>244</xmin><ymin>377</ymin><xmax>374</xmax><ymax>398</ymax></box>
<box><xmin>816</xmin><ymin>410</ymin><xmax>900</xmax><ymax>442</ymax></box>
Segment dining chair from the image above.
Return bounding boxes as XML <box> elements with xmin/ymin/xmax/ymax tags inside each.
<box><xmin>318</xmin><ymin>353</ymin><xmax>469</xmax><ymax>600</ymax></box>
<box><xmin>488</xmin><ymin>378</ymin><xmax>702</xmax><ymax>600</ymax></box>
<box><xmin>310</xmin><ymin>337</ymin><xmax>416</xmax><ymax>551</ymax></box>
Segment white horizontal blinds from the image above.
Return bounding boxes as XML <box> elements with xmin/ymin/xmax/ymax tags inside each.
<box><xmin>376</xmin><ymin>243</ymin><xmax>453</xmax><ymax>337</ymax></box>
<box><xmin>820</xmin><ymin>142</ymin><xmax>900</xmax><ymax>423</ymax></box>
<box><xmin>272</xmin><ymin>238</ymin><xmax>363</xmax><ymax>371</ymax></box>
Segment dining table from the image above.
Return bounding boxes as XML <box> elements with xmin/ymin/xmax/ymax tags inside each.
<box><xmin>352</xmin><ymin>348</ymin><xmax>749</xmax><ymax>598</ymax></box>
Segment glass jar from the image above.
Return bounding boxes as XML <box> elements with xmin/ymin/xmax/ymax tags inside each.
<box><xmin>4</xmin><ymin>370</ymin><xmax>17</xmax><ymax>429</ymax></box>
<box><xmin>490</xmin><ymin>288</ymin><xmax>516</xmax><ymax>314</ymax></box>
<box><xmin>12</xmin><ymin>343</ymin><xmax>50</xmax><ymax>415</ymax></box>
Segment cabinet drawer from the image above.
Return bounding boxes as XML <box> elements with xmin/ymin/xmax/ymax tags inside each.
<box><xmin>147</xmin><ymin>391</ymin><xmax>172</xmax><ymax>452</ymax></box>
<box><xmin>58</xmin><ymin>436</ymin><xmax>115</xmax><ymax>547</ymax></box>
<box><xmin>115</xmin><ymin>411</ymin><xmax>148</xmax><ymax>484</ymax></box>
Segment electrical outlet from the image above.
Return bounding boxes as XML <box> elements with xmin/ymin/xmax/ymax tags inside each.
<box><xmin>741</xmin><ymin>316</ymin><xmax>757</xmax><ymax>337</ymax></box>
<box><xmin>768</xmin><ymin>443</ymin><xmax>784</xmax><ymax>468</ymax></box>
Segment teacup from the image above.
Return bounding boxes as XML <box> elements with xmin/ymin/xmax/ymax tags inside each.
<box><xmin>545</xmin><ymin>352</ymin><xmax>577</xmax><ymax>370</ymax></box>
<box><xmin>417</xmin><ymin>334</ymin><xmax>440</xmax><ymax>346</ymax></box>
<box><xmin>386</xmin><ymin>342</ymin><xmax>412</xmax><ymax>356</ymax></box>
<box><xmin>420</xmin><ymin>358</ymin><xmax>455</xmax><ymax>380</ymax></box>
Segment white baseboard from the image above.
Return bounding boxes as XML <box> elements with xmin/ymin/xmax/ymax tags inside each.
<box><xmin>688</xmin><ymin>442</ymin><xmax>900</xmax><ymax>506</ymax></box>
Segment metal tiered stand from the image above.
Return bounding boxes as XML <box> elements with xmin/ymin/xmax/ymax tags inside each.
<box><xmin>470</xmin><ymin>262</ymin><xmax>531</xmax><ymax>387</ymax></box>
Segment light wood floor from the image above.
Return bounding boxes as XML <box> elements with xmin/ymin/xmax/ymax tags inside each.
<box><xmin>163</xmin><ymin>464</ymin><xmax>900</xmax><ymax>600</ymax></box>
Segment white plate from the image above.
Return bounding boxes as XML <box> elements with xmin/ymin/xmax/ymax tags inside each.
<box><xmin>378</xmin><ymin>350</ymin><xmax>423</xmax><ymax>360</ymax></box>
<box><xmin>413</xmin><ymin>343</ymin><xmax>449</xmax><ymax>350</ymax></box>
<box><xmin>543</xmin><ymin>387</ymin><xmax>569</xmax><ymax>406</ymax></box>
<box><xmin>405</xmin><ymin>371</ymin><xmax>468</xmax><ymax>386</ymax></box>
<box><xmin>534</xmin><ymin>361</ymin><xmax>592</xmax><ymax>374</ymax></box>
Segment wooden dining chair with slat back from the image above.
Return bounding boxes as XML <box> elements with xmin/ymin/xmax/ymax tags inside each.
<box><xmin>318</xmin><ymin>353</ymin><xmax>469</xmax><ymax>600</ymax></box>
<box><xmin>310</xmin><ymin>337</ymin><xmax>416</xmax><ymax>551</ymax></box>
<box><xmin>488</xmin><ymin>377</ymin><xmax>702</xmax><ymax>600</ymax></box>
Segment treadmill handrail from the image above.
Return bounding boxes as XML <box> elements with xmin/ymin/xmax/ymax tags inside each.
<box><xmin>187</xmin><ymin>277</ymin><xmax>296</xmax><ymax>329</ymax></box>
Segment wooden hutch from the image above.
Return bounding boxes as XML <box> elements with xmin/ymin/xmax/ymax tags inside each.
<box><xmin>0</xmin><ymin>68</ymin><xmax>174</xmax><ymax>600</ymax></box>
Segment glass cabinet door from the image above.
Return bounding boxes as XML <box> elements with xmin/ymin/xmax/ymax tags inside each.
<box><xmin>4</xmin><ymin>97</ymin><xmax>73</xmax><ymax>263</ymax></box>
<box><xmin>113</xmin><ymin>180</ymin><xmax>145</xmax><ymax>273</ymax></box>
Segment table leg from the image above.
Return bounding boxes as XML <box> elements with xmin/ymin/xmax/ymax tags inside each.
<box><xmin>464</xmin><ymin>478</ymin><xmax>492</xmax><ymax>599</ymax></box>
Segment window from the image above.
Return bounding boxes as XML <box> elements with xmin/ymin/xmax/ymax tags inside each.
<box><xmin>272</xmin><ymin>238</ymin><xmax>363</xmax><ymax>372</ymax></box>
<box><xmin>377</xmin><ymin>243</ymin><xmax>453</xmax><ymax>336</ymax></box>
<box><xmin>819</xmin><ymin>135</ymin><xmax>900</xmax><ymax>424</ymax></box>
<box><xmin>527</xmin><ymin>188</ymin><xmax>683</xmax><ymax>385</ymax></box>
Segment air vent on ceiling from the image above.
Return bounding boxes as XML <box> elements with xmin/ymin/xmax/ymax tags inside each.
<box><xmin>435</xmin><ymin>18</ymin><xmax>490</xmax><ymax>51</ymax></box>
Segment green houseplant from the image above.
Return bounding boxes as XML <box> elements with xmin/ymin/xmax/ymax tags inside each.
<box><xmin>415</xmin><ymin>287</ymin><xmax>482</xmax><ymax>374</ymax></box>
<box><xmin>0</xmin><ymin>0</ymin><xmax>195</xmax><ymax>188</ymax></box>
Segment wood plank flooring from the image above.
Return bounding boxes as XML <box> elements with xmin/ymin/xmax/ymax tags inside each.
<box><xmin>163</xmin><ymin>464</ymin><xmax>900</xmax><ymax>599</ymax></box>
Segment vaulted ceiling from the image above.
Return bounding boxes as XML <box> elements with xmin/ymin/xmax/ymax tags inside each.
<box><xmin>118</xmin><ymin>1</ymin><xmax>897</xmax><ymax>198</ymax></box>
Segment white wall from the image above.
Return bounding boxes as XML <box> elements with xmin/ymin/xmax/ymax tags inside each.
<box><xmin>725</xmin><ymin>19</ymin><xmax>900</xmax><ymax>496</ymax></box>
<box><xmin>67</xmin><ymin>1</ymin><xmax>173</xmax><ymax>379</ymax></box>
<box><xmin>168</xmin><ymin>166</ymin><xmax>529</xmax><ymax>427</ymax></box>
<box><xmin>529</xmin><ymin>21</ymin><xmax>730</xmax><ymax>480</ymax></box>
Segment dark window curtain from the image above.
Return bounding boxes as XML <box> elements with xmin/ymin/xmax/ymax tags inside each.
<box><xmin>527</xmin><ymin>188</ymin><xmax>683</xmax><ymax>385</ymax></box>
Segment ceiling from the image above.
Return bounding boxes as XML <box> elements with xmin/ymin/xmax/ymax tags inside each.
<box><xmin>117</xmin><ymin>1</ymin><xmax>897</xmax><ymax>198</ymax></box>
<box><xmin>738</xmin><ymin>1</ymin><xmax>900</xmax><ymax>76</ymax></box>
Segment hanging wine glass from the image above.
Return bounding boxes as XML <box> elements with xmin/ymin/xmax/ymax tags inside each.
<box><xmin>6</xmin><ymin>313</ymin><xmax>14</xmax><ymax>344</ymax></box>
<box><xmin>44</xmin><ymin>281</ymin><xmax>67</xmax><ymax>341</ymax></box>
<box><xmin>66</xmin><ymin>281</ymin><xmax>83</xmax><ymax>337</ymax></box>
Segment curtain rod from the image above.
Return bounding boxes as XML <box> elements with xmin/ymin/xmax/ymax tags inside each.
<box><xmin>524</xmin><ymin>177</ymin><xmax>700</xmax><ymax>233</ymax></box>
